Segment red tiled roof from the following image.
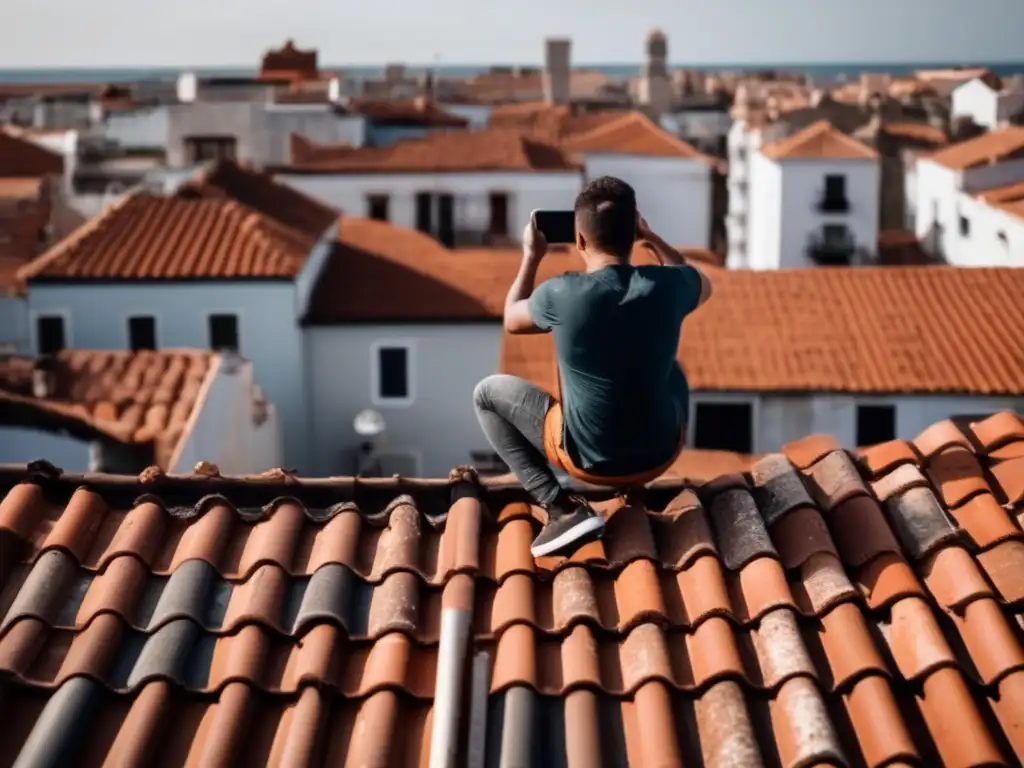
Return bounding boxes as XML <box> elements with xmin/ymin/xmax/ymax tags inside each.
<box><xmin>305</xmin><ymin>219</ymin><xmax>666</xmax><ymax>323</ymax></box>
<box><xmin>761</xmin><ymin>120</ymin><xmax>879</xmax><ymax>161</ymax></box>
<box><xmin>260</xmin><ymin>39</ymin><xmax>319</xmax><ymax>81</ymax></box>
<box><xmin>880</xmin><ymin>122</ymin><xmax>948</xmax><ymax>146</ymax></box>
<box><xmin>927</xmin><ymin>126</ymin><xmax>1024</xmax><ymax>170</ymax></box>
<box><xmin>272</xmin><ymin>128</ymin><xmax>581</xmax><ymax>175</ymax></box>
<box><xmin>1</xmin><ymin>412</ymin><xmax>1024</xmax><ymax>764</ymax></box>
<box><xmin>180</xmin><ymin>159</ymin><xmax>340</xmax><ymax>241</ymax></box>
<box><xmin>348</xmin><ymin>98</ymin><xmax>469</xmax><ymax>127</ymax></box>
<box><xmin>0</xmin><ymin>350</ymin><xmax>215</xmax><ymax>468</ymax></box>
<box><xmin>502</xmin><ymin>265</ymin><xmax>1024</xmax><ymax>395</ymax></box>
<box><xmin>564</xmin><ymin>111</ymin><xmax>713</xmax><ymax>161</ymax></box>
<box><xmin>488</xmin><ymin>102</ymin><xmax>630</xmax><ymax>142</ymax></box>
<box><xmin>0</xmin><ymin>129</ymin><xmax>64</xmax><ymax>177</ymax></box>
<box><xmin>18</xmin><ymin>186</ymin><xmax>333</xmax><ymax>282</ymax></box>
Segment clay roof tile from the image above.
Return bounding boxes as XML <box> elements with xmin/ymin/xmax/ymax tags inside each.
<box><xmin>1</xmin><ymin>408</ymin><xmax>1023</xmax><ymax>764</ymax></box>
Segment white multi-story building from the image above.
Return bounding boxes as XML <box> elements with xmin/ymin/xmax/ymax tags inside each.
<box><xmin>743</xmin><ymin>120</ymin><xmax>880</xmax><ymax>269</ymax></box>
<box><xmin>951</xmin><ymin>75</ymin><xmax>1024</xmax><ymax>131</ymax></box>
<box><xmin>914</xmin><ymin>126</ymin><xmax>1024</xmax><ymax>264</ymax></box>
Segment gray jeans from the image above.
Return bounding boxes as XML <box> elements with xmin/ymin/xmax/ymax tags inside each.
<box><xmin>473</xmin><ymin>374</ymin><xmax>562</xmax><ymax>507</ymax></box>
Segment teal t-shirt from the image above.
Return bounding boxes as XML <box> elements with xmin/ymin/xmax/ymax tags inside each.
<box><xmin>529</xmin><ymin>263</ymin><xmax>703</xmax><ymax>475</ymax></box>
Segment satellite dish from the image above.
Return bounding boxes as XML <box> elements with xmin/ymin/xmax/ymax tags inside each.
<box><xmin>353</xmin><ymin>408</ymin><xmax>387</xmax><ymax>438</ymax></box>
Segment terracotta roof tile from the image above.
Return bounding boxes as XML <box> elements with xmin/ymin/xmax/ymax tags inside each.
<box><xmin>564</xmin><ymin>111</ymin><xmax>713</xmax><ymax>161</ymax></box>
<box><xmin>0</xmin><ymin>177</ymin><xmax>44</xmax><ymax>199</ymax></box>
<box><xmin>1</xmin><ymin>411</ymin><xmax>1024</xmax><ymax>764</ymax></box>
<box><xmin>880</xmin><ymin>121</ymin><xmax>949</xmax><ymax>145</ymax></box>
<box><xmin>18</xmin><ymin>172</ymin><xmax>336</xmax><ymax>282</ymax></box>
<box><xmin>502</xmin><ymin>265</ymin><xmax>1024</xmax><ymax>395</ymax></box>
<box><xmin>0</xmin><ymin>130</ymin><xmax>64</xmax><ymax>178</ymax></box>
<box><xmin>273</xmin><ymin>128</ymin><xmax>580</xmax><ymax>175</ymax></box>
<box><xmin>0</xmin><ymin>350</ymin><xmax>215</xmax><ymax>468</ymax></box>
<box><xmin>305</xmin><ymin>220</ymin><xmax>664</xmax><ymax>323</ymax></box>
<box><xmin>181</xmin><ymin>158</ymin><xmax>340</xmax><ymax>241</ymax></box>
<box><xmin>761</xmin><ymin>120</ymin><xmax>879</xmax><ymax>161</ymax></box>
<box><xmin>348</xmin><ymin>98</ymin><xmax>469</xmax><ymax>127</ymax></box>
<box><xmin>927</xmin><ymin>126</ymin><xmax>1024</xmax><ymax>170</ymax></box>
<box><xmin>978</xmin><ymin>180</ymin><xmax>1024</xmax><ymax>205</ymax></box>
<box><xmin>488</xmin><ymin>102</ymin><xmax>633</xmax><ymax>142</ymax></box>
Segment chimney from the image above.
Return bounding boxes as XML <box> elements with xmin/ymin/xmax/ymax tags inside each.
<box><xmin>32</xmin><ymin>356</ymin><xmax>57</xmax><ymax>399</ymax></box>
<box><xmin>543</xmin><ymin>38</ymin><xmax>571</xmax><ymax>105</ymax></box>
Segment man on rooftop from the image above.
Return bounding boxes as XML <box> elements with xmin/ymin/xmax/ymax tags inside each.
<box><xmin>473</xmin><ymin>176</ymin><xmax>714</xmax><ymax>558</ymax></box>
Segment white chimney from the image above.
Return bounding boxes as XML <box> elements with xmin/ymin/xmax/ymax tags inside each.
<box><xmin>177</xmin><ymin>72</ymin><xmax>197</xmax><ymax>103</ymax></box>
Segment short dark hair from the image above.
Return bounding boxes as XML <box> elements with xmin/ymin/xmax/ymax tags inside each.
<box><xmin>574</xmin><ymin>176</ymin><xmax>637</xmax><ymax>258</ymax></box>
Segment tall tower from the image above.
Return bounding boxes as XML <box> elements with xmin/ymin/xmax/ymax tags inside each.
<box><xmin>638</xmin><ymin>30</ymin><xmax>672</xmax><ymax>117</ymax></box>
<box><xmin>543</xmin><ymin>38</ymin><xmax>571</xmax><ymax>105</ymax></box>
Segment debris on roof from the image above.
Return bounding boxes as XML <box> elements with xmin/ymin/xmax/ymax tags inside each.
<box><xmin>0</xmin><ymin>410</ymin><xmax>1022</xmax><ymax>765</ymax></box>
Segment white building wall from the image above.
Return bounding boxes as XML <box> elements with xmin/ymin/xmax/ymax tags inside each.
<box><xmin>916</xmin><ymin>157</ymin><xmax>1024</xmax><ymax>264</ymax></box>
<box><xmin>171</xmin><ymin>358</ymin><xmax>283</xmax><ymax>474</ymax></box>
<box><xmin>580</xmin><ymin>154</ymin><xmax>712</xmax><ymax>248</ymax></box>
<box><xmin>773</xmin><ymin>158</ymin><xmax>880</xmax><ymax>269</ymax></box>
<box><xmin>692</xmin><ymin>391</ymin><xmax>1024</xmax><ymax>453</ymax></box>
<box><xmin>104</xmin><ymin>107</ymin><xmax>170</xmax><ymax>149</ymax></box>
<box><xmin>951</xmin><ymin>193</ymin><xmax>1024</xmax><ymax>265</ymax></box>
<box><xmin>726</xmin><ymin>120</ymin><xmax>762</xmax><ymax>267</ymax></box>
<box><xmin>305</xmin><ymin>323</ymin><xmax>503</xmax><ymax>477</ymax></box>
<box><xmin>276</xmin><ymin>171</ymin><xmax>583</xmax><ymax>238</ymax></box>
<box><xmin>951</xmin><ymin>79</ymin><xmax>1001</xmax><ymax>129</ymax></box>
<box><xmin>747</xmin><ymin>152</ymin><xmax>784</xmax><ymax>269</ymax></box>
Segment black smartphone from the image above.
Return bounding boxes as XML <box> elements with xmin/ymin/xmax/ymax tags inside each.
<box><xmin>532</xmin><ymin>210</ymin><xmax>576</xmax><ymax>244</ymax></box>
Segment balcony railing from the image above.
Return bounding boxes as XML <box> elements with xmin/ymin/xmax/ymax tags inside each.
<box><xmin>816</xmin><ymin>194</ymin><xmax>851</xmax><ymax>214</ymax></box>
<box><xmin>807</xmin><ymin>234</ymin><xmax>857</xmax><ymax>265</ymax></box>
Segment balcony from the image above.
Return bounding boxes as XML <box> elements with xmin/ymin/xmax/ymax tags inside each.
<box><xmin>816</xmin><ymin>194</ymin><xmax>851</xmax><ymax>214</ymax></box>
<box><xmin>807</xmin><ymin>233</ymin><xmax>857</xmax><ymax>265</ymax></box>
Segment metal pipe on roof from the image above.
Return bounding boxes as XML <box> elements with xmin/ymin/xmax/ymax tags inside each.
<box><xmin>429</xmin><ymin>572</ymin><xmax>476</xmax><ymax>768</ymax></box>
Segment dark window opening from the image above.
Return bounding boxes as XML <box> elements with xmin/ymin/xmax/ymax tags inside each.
<box><xmin>437</xmin><ymin>193</ymin><xmax>454</xmax><ymax>247</ymax></box>
<box><xmin>489</xmin><ymin>192</ymin><xmax>509</xmax><ymax>238</ymax></box>
<box><xmin>377</xmin><ymin>346</ymin><xmax>409</xmax><ymax>400</ymax></box>
<box><xmin>128</xmin><ymin>315</ymin><xmax>157</xmax><ymax>351</ymax></box>
<box><xmin>36</xmin><ymin>315</ymin><xmax>66</xmax><ymax>356</ymax></box>
<box><xmin>415</xmin><ymin>192</ymin><xmax>432</xmax><ymax>234</ymax></box>
<box><xmin>998</xmin><ymin>231</ymin><xmax>1009</xmax><ymax>248</ymax></box>
<box><xmin>959</xmin><ymin>215</ymin><xmax>970</xmax><ymax>237</ymax></box>
<box><xmin>819</xmin><ymin>174</ymin><xmax>849</xmax><ymax>213</ymax></box>
<box><xmin>824</xmin><ymin>174</ymin><xmax>846</xmax><ymax>200</ymax></box>
<box><xmin>856</xmin><ymin>405</ymin><xmax>896</xmax><ymax>446</ymax></box>
<box><xmin>367</xmin><ymin>194</ymin><xmax>390</xmax><ymax>221</ymax></box>
<box><xmin>822</xmin><ymin>223</ymin><xmax>850</xmax><ymax>246</ymax></box>
<box><xmin>208</xmin><ymin>313</ymin><xmax>239</xmax><ymax>352</ymax></box>
<box><xmin>184</xmin><ymin>135</ymin><xmax>237</xmax><ymax>164</ymax></box>
<box><xmin>692</xmin><ymin>402</ymin><xmax>753</xmax><ymax>453</ymax></box>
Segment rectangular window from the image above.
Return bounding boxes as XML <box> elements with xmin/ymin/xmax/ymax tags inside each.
<box><xmin>127</xmin><ymin>315</ymin><xmax>157</xmax><ymax>351</ymax></box>
<box><xmin>184</xmin><ymin>135</ymin><xmax>237</xmax><ymax>164</ymax></box>
<box><xmin>367</xmin><ymin>194</ymin><xmax>390</xmax><ymax>221</ymax></box>
<box><xmin>692</xmin><ymin>402</ymin><xmax>754</xmax><ymax>453</ymax></box>
<box><xmin>822</xmin><ymin>224</ymin><xmax>850</xmax><ymax>246</ymax></box>
<box><xmin>374</xmin><ymin>344</ymin><xmax>411</xmax><ymax>404</ymax></box>
<box><xmin>208</xmin><ymin>313</ymin><xmax>239</xmax><ymax>352</ymax></box>
<box><xmin>489</xmin><ymin>192</ymin><xmax>509</xmax><ymax>238</ymax></box>
<box><xmin>959</xmin><ymin>215</ymin><xmax>970</xmax><ymax>237</ymax></box>
<box><xmin>437</xmin><ymin>193</ymin><xmax>455</xmax><ymax>247</ymax></box>
<box><xmin>415</xmin><ymin>192</ymin><xmax>433</xmax><ymax>234</ymax></box>
<box><xmin>36</xmin><ymin>315</ymin><xmax>66</xmax><ymax>356</ymax></box>
<box><xmin>824</xmin><ymin>174</ymin><xmax>847</xmax><ymax>200</ymax></box>
<box><xmin>856</xmin><ymin>404</ymin><xmax>896</xmax><ymax>446</ymax></box>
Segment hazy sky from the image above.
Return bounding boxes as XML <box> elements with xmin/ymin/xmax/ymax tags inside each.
<box><xmin>2</xmin><ymin>0</ymin><xmax>1021</xmax><ymax>68</ymax></box>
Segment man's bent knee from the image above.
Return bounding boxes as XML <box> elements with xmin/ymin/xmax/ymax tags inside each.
<box><xmin>473</xmin><ymin>374</ymin><xmax>505</xmax><ymax>411</ymax></box>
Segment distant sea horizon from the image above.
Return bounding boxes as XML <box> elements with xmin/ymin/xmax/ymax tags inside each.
<box><xmin>1</xmin><ymin>60</ymin><xmax>1023</xmax><ymax>85</ymax></box>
